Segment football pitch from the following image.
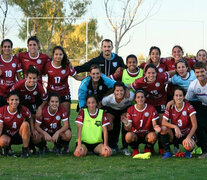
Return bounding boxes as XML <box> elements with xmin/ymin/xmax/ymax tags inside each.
<box><xmin>0</xmin><ymin>107</ymin><xmax>207</xmax><ymax>180</ymax></box>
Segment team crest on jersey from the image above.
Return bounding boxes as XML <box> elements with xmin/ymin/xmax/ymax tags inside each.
<box><xmin>158</xmin><ymin>68</ymin><xmax>163</xmax><ymax>73</ymax></box>
<box><xmin>197</xmin><ymin>88</ymin><xmax>201</xmax><ymax>93</ymax></box>
<box><xmin>17</xmin><ymin>114</ymin><xmax>22</xmax><ymax>119</ymax></box>
<box><xmin>33</xmin><ymin>91</ymin><xmax>38</xmax><ymax>95</ymax></box>
<box><xmin>12</xmin><ymin>63</ymin><xmax>16</xmax><ymax>68</ymax></box>
<box><xmin>95</xmin><ymin>121</ymin><xmax>101</xmax><ymax>127</ymax></box>
<box><xmin>144</xmin><ymin>112</ymin><xmax>149</xmax><ymax>117</ymax></box>
<box><xmin>155</xmin><ymin>82</ymin><xmax>160</xmax><ymax>87</ymax></box>
<box><xmin>56</xmin><ymin>115</ymin><xmax>61</xmax><ymax>120</ymax></box>
<box><xmin>99</xmin><ymin>85</ymin><xmax>103</xmax><ymax>90</ymax></box>
<box><xmin>113</xmin><ymin>62</ymin><xmax>117</xmax><ymax>67</ymax></box>
<box><xmin>37</xmin><ymin>59</ymin><xmax>42</xmax><ymax>64</ymax></box>
<box><xmin>182</xmin><ymin>111</ymin><xmax>187</xmax><ymax>116</ymax></box>
<box><xmin>61</xmin><ymin>70</ymin><xmax>66</xmax><ymax>74</ymax></box>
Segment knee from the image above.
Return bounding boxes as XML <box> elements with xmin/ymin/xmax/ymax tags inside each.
<box><xmin>147</xmin><ymin>132</ymin><xmax>157</xmax><ymax>144</ymax></box>
<box><xmin>65</xmin><ymin>130</ymin><xmax>72</xmax><ymax>141</ymax></box>
<box><xmin>0</xmin><ymin>137</ymin><xmax>10</xmax><ymax>147</ymax></box>
<box><xmin>125</xmin><ymin>132</ymin><xmax>135</xmax><ymax>143</ymax></box>
<box><xmin>160</xmin><ymin>126</ymin><xmax>168</xmax><ymax>135</ymax></box>
<box><xmin>21</xmin><ymin>122</ymin><xmax>30</xmax><ymax>134</ymax></box>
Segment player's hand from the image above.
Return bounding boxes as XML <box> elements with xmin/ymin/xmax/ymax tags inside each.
<box><xmin>121</xmin><ymin>113</ymin><xmax>128</xmax><ymax>125</ymax></box>
<box><xmin>166</xmin><ymin>100</ymin><xmax>175</xmax><ymax>110</ymax></box>
<box><xmin>154</xmin><ymin>125</ymin><xmax>161</xmax><ymax>133</ymax></box>
<box><xmin>52</xmin><ymin>131</ymin><xmax>60</xmax><ymax>143</ymax></box>
<box><xmin>115</xmin><ymin>67</ymin><xmax>124</xmax><ymax>75</ymax></box>
<box><xmin>44</xmin><ymin>133</ymin><xmax>52</xmax><ymax>142</ymax></box>
<box><xmin>32</xmin><ymin>129</ymin><xmax>39</xmax><ymax>138</ymax></box>
<box><xmin>174</xmin><ymin>126</ymin><xmax>182</xmax><ymax>138</ymax></box>
<box><xmin>125</xmin><ymin>89</ymin><xmax>130</xmax><ymax>98</ymax></box>
<box><xmin>183</xmin><ymin>137</ymin><xmax>193</xmax><ymax>148</ymax></box>
<box><xmin>102</xmin><ymin>145</ymin><xmax>111</xmax><ymax>156</ymax></box>
<box><xmin>36</xmin><ymin>107</ymin><xmax>42</xmax><ymax>119</ymax></box>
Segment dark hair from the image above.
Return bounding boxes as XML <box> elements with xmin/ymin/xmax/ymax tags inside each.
<box><xmin>172</xmin><ymin>45</ymin><xmax>184</xmax><ymax>54</ymax></box>
<box><xmin>173</xmin><ymin>86</ymin><xmax>186</xmax><ymax>97</ymax></box>
<box><xmin>101</xmin><ymin>39</ymin><xmax>113</xmax><ymax>47</ymax></box>
<box><xmin>135</xmin><ymin>88</ymin><xmax>146</xmax><ymax>97</ymax></box>
<box><xmin>175</xmin><ymin>59</ymin><xmax>190</xmax><ymax>74</ymax></box>
<box><xmin>53</xmin><ymin>46</ymin><xmax>69</xmax><ymax>69</ymax></box>
<box><xmin>194</xmin><ymin>61</ymin><xmax>206</xmax><ymax>70</ymax></box>
<box><xmin>48</xmin><ymin>92</ymin><xmax>60</xmax><ymax>103</ymax></box>
<box><xmin>126</xmin><ymin>54</ymin><xmax>138</xmax><ymax>64</ymax></box>
<box><xmin>26</xmin><ymin>65</ymin><xmax>40</xmax><ymax>77</ymax></box>
<box><xmin>86</xmin><ymin>94</ymin><xmax>98</xmax><ymax>104</ymax></box>
<box><xmin>90</xmin><ymin>64</ymin><xmax>101</xmax><ymax>72</ymax></box>
<box><xmin>7</xmin><ymin>90</ymin><xmax>22</xmax><ymax>113</ymax></box>
<box><xmin>196</xmin><ymin>49</ymin><xmax>207</xmax><ymax>57</ymax></box>
<box><xmin>144</xmin><ymin>63</ymin><xmax>158</xmax><ymax>73</ymax></box>
<box><xmin>27</xmin><ymin>36</ymin><xmax>39</xmax><ymax>45</ymax></box>
<box><xmin>149</xmin><ymin>46</ymin><xmax>161</xmax><ymax>56</ymax></box>
<box><xmin>1</xmin><ymin>39</ymin><xmax>13</xmax><ymax>48</ymax></box>
<box><xmin>113</xmin><ymin>81</ymin><xmax>126</xmax><ymax>93</ymax></box>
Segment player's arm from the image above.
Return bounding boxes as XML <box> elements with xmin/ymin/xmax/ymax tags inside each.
<box><xmin>52</xmin><ymin>119</ymin><xmax>69</xmax><ymax>142</ymax></box>
<box><xmin>73</xmin><ymin>74</ymin><xmax>85</xmax><ymax>81</ymax></box>
<box><xmin>77</xmin><ymin>123</ymin><xmax>83</xmax><ymax>147</ymax></box>
<box><xmin>187</xmin><ymin>114</ymin><xmax>197</xmax><ymax>139</ymax></box>
<box><xmin>0</xmin><ymin>122</ymin><xmax>3</xmax><ymax>136</ymax></box>
<box><xmin>152</xmin><ymin>119</ymin><xmax>161</xmax><ymax>133</ymax></box>
<box><xmin>168</xmin><ymin>70</ymin><xmax>176</xmax><ymax>77</ymax></box>
<box><xmin>36</xmin><ymin>100</ymin><xmax>47</xmax><ymax>119</ymax></box>
<box><xmin>35</xmin><ymin>121</ymin><xmax>52</xmax><ymax>141</ymax></box>
<box><xmin>102</xmin><ymin>125</ymin><xmax>109</xmax><ymax>146</ymax></box>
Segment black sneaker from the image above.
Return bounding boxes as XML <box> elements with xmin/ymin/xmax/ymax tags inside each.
<box><xmin>2</xmin><ymin>147</ymin><xmax>9</xmax><ymax>156</ymax></box>
<box><xmin>39</xmin><ymin>147</ymin><xmax>46</xmax><ymax>156</ymax></box>
<box><xmin>56</xmin><ymin>148</ymin><xmax>62</xmax><ymax>156</ymax></box>
<box><xmin>22</xmin><ymin>147</ymin><xmax>29</xmax><ymax>158</ymax></box>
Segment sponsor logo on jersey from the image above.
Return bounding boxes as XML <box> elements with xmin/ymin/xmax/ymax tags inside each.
<box><xmin>144</xmin><ymin>112</ymin><xmax>149</xmax><ymax>117</ymax></box>
<box><xmin>61</xmin><ymin>70</ymin><xmax>66</xmax><ymax>74</ymax></box>
<box><xmin>33</xmin><ymin>91</ymin><xmax>38</xmax><ymax>95</ymax></box>
<box><xmin>17</xmin><ymin>114</ymin><xmax>22</xmax><ymax>118</ymax></box>
<box><xmin>158</xmin><ymin>68</ymin><xmax>163</xmax><ymax>72</ymax></box>
<box><xmin>12</xmin><ymin>63</ymin><xmax>16</xmax><ymax>68</ymax></box>
<box><xmin>24</xmin><ymin>59</ymin><xmax>29</xmax><ymax>61</ymax></box>
<box><xmin>37</xmin><ymin>59</ymin><xmax>42</xmax><ymax>64</ymax></box>
<box><xmin>113</xmin><ymin>62</ymin><xmax>117</xmax><ymax>67</ymax></box>
<box><xmin>182</xmin><ymin>111</ymin><xmax>187</xmax><ymax>116</ymax></box>
<box><xmin>155</xmin><ymin>82</ymin><xmax>160</xmax><ymax>87</ymax></box>
<box><xmin>44</xmin><ymin>118</ymin><xmax>49</xmax><ymax>120</ymax></box>
<box><xmin>99</xmin><ymin>85</ymin><xmax>103</xmax><ymax>90</ymax></box>
<box><xmin>5</xmin><ymin>117</ymin><xmax>10</xmax><ymax>119</ymax></box>
<box><xmin>56</xmin><ymin>115</ymin><xmax>61</xmax><ymax>120</ymax></box>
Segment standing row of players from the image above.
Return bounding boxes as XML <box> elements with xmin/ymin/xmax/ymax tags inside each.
<box><xmin>0</xmin><ymin>37</ymin><xmax>207</xmax><ymax>158</ymax></box>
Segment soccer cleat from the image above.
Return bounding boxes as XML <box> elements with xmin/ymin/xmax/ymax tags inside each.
<box><xmin>39</xmin><ymin>147</ymin><xmax>46</xmax><ymax>156</ymax></box>
<box><xmin>185</xmin><ymin>151</ymin><xmax>192</xmax><ymax>158</ymax></box>
<box><xmin>175</xmin><ymin>152</ymin><xmax>185</xmax><ymax>158</ymax></box>
<box><xmin>159</xmin><ymin>148</ymin><xmax>164</xmax><ymax>155</ymax></box>
<box><xmin>131</xmin><ymin>149</ymin><xmax>139</xmax><ymax>157</ymax></box>
<box><xmin>162</xmin><ymin>152</ymin><xmax>172</xmax><ymax>159</ymax></box>
<box><xmin>56</xmin><ymin>148</ymin><xmax>62</xmax><ymax>156</ymax></box>
<box><xmin>198</xmin><ymin>153</ymin><xmax>207</xmax><ymax>159</ymax></box>
<box><xmin>22</xmin><ymin>147</ymin><xmax>29</xmax><ymax>158</ymax></box>
<box><xmin>2</xmin><ymin>147</ymin><xmax>9</xmax><ymax>156</ymax></box>
<box><xmin>120</xmin><ymin>148</ymin><xmax>131</xmax><ymax>156</ymax></box>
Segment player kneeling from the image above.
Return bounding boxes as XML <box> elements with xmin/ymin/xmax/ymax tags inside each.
<box><xmin>122</xmin><ymin>89</ymin><xmax>161</xmax><ymax>157</ymax></box>
<box><xmin>160</xmin><ymin>87</ymin><xmax>197</xmax><ymax>158</ymax></box>
<box><xmin>74</xmin><ymin>95</ymin><xmax>111</xmax><ymax>157</ymax></box>
<box><xmin>34</xmin><ymin>92</ymin><xmax>72</xmax><ymax>155</ymax></box>
<box><xmin>0</xmin><ymin>91</ymin><xmax>31</xmax><ymax>158</ymax></box>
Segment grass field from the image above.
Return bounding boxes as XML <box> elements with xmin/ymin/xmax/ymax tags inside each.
<box><xmin>0</xmin><ymin>106</ymin><xmax>207</xmax><ymax>180</ymax></box>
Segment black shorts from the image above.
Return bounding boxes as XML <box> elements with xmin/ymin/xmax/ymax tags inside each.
<box><xmin>2</xmin><ymin>131</ymin><xmax>22</xmax><ymax>145</ymax></box>
<box><xmin>172</xmin><ymin>129</ymin><xmax>196</xmax><ymax>145</ymax></box>
<box><xmin>155</xmin><ymin>104</ymin><xmax>166</xmax><ymax>114</ymax></box>
<box><xmin>135</xmin><ymin>133</ymin><xmax>148</xmax><ymax>144</ymax></box>
<box><xmin>82</xmin><ymin>142</ymin><xmax>101</xmax><ymax>152</ymax></box>
<box><xmin>0</xmin><ymin>96</ymin><xmax>7</xmax><ymax>107</ymax></box>
<box><xmin>60</xmin><ymin>94</ymin><xmax>71</xmax><ymax>103</ymax></box>
<box><xmin>23</xmin><ymin>98</ymin><xmax>43</xmax><ymax>115</ymax></box>
<box><xmin>103</xmin><ymin>106</ymin><xmax>128</xmax><ymax>116</ymax></box>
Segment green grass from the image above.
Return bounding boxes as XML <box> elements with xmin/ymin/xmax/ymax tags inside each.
<box><xmin>1</xmin><ymin>109</ymin><xmax>207</xmax><ymax>180</ymax></box>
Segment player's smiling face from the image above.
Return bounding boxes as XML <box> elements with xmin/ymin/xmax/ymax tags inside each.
<box><xmin>86</xmin><ymin>97</ymin><xmax>97</xmax><ymax>111</ymax></box>
<box><xmin>49</xmin><ymin>96</ymin><xmax>59</xmax><ymax>111</ymax></box>
<box><xmin>127</xmin><ymin>57</ymin><xmax>137</xmax><ymax>72</ymax></box>
<box><xmin>135</xmin><ymin>92</ymin><xmax>145</xmax><ymax>105</ymax></box>
<box><xmin>7</xmin><ymin>95</ymin><xmax>20</xmax><ymax>111</ymax></box>
<box><xmin>197</xmin><ymin>50</ymin><xmax>207</xmax><ymax>62</ymax></box>
<box><xmin>53</xmin><ymin>49</ymin><xmax>64</xmax><ymax>63</ymax></box>
<box><xmin>114</xmin><ymin>86</ymin><xmax>125</xmax><ymax>100</ymax></box>
<box><xmin>28</xmin><ymin>40</ymin><xmax>39</xmax><ymax>54</ymax></box>
<box><xmin>2</xmin><ymin>41</ymin><xmax>12</xmax><ymax>55</ymax></box>
<box><xmin>174</xmin><ymin>89</ymin><xmax>184</xmax><ymax>104</ymax></box>
<box><xmin>101</xmin><ymin>41</ymin><xmax>113</xmax><ymax>59</ymax></box>
<box><xmin>146</xmin><ymin>67</ymin><xmax>157</xmax><ymax>82</ymax></box>
<box><xmin>194</xmin><ymin>68</ymin><xmax>207</xmax><ymax>82</ymax></box>
<box><xmin>26</xmin><ymin>73</ymin><xmax>37</xmax><ymax>88</ymax></box>
<box><xmin>90</xmin><ymin>68</ymin><xmax>101</xmax><ymax>82</ymax></box>
<box><xmin>172</xmin><ymin>47</ymin><xmax>184</xmax><ymax>62</ymax></box>
<box><xmin>150</xmin><ymin>49</ymin><xmax>160</xmax><ymax>63</ymax></box>
<box><xmin>176</xmin><ymin>62</ymin><xmax>188</xmax><ymax>78</ymax></box>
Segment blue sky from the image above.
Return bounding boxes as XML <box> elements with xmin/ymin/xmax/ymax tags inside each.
<box><xmin>2</xmin><ymin>0</ymin><xmax>207</xmax><ymax>60</ymax></box>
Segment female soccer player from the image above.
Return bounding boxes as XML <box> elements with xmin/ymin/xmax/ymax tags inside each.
<box><xmin>122</xmin><ymin>89</ymin><xmax>161</xmax><ymax>157</ymax></box>
<box><xmin>0</xmin><ymin>39</ymin><xmax>22</xmax><ymax>107</ymax></box>
<box><xmin>0</xmin><ymin>90</ymin><xmax>31</xmax><ymax>157</ymax></box>
<box><xmin>139</xmin><ymin>46</ymin><xmax>167</xmax><ymax>73</ymax></box>
<box><xmin>102</xmin><ymin>81</ymin><xmax>134</xmax><ymax>155</ymax></box>
<box><xmin>78</xmin><ymin>64</ymin><xmax>116</xmax><ymax>109</ymax></box>
<box><xmin>35</xmin><ymin>92</ymin><xmax>71</xmax><ymax>155</ymax></box>
<box><xmin>74</xmin><ymin>95</ymin><xmax>111</xmax><ymax>157</ymax></box>
<box><xmin>17</xmin><ymin>36</ymin><xmax>50</xmax><ymax>84</ymax></box>
<box><xmin>161</xmin><ymin>87</ymin><xmax>197</xmax><ymax>158</ymax></box>
<box><xmin>196</xmin><ymin>49</ymin><xmax>207</xmax><ymax>65</ymax></box>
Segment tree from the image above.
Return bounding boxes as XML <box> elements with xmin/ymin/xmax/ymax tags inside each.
<box><xmin>0</xmin><ymin>0</ymin><xmax>8</xmax><ymax>40</ymax></box>
<box><xmin>104</xmin><ymin>0</ymin><xmax>158</xmax><ymax>54</ymax></box>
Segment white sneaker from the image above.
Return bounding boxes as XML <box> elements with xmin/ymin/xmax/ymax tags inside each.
<box><xmin>121</xmin><ymin>148</ymin><xmax>131</xmax><ymax>156</ymax></box>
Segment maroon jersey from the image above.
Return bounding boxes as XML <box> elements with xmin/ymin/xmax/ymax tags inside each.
<box><xmin>0</xmin><ymin>55</ymin><xmax>22</xmax><ymax>97</ymax></box>
<box><xmin>163</xmin><ymin>102</ymin><xmax>196</xmax><ymax>135</ymax></box>
<box><xmin>131</xmin><ymin>72</ymin><xmax>169</xmax><ymax>106</ymax></box>
<box><xmin>17</xmin><ymin>52</ymin><xmax>50</xmax><ymax>83</ymax></box>
<box><xmin>36</xmin><ymin>105</ymin><xmax>68</xmax><ymax>134</ymax></box>
<box><xmin>44</xmin><ymin>61</ymin><xmax>76</xmax><ymax>96</ymax></box>
<box><xmin>127</xmin><ymin>104</ymin><xmax>159</xmax><ymax>137</ymax></box>
<box><xmin>140</xmin><ymin>58</ymin><xmax>167</xmax><ymax>73</ymax></box>
<box><xmin>0</xmin><ymin>105</ymin><xmax>31</xmax><ymax>136</ymax></box>
<box><xmin>75</xmin><ymin>109</ymin><xmax>109</xmax><ymax>127</ymax></box>
<box><xmin>11</xmin><ymin>79</ymin><xmax>47</xmax><ymax>104</ymax></box>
